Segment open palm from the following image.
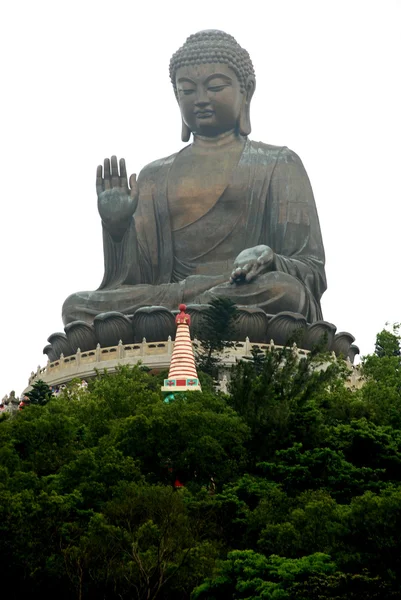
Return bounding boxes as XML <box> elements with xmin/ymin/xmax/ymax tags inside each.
<box><xmin>97</xmin><ymin>156</ymin><xmax>138</xmax><ymax>236</ymax></box>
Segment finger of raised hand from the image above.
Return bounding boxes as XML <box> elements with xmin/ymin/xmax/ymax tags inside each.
<box><xmin>119</xmin><ymin>158</ymin><xmax>128</xmax><ymax>188</ymax></box>
<box><xmin>129</xmin><ymin>173</ymin><xmax>137</xmax><ymax>198</ymax></box>
<box><xmin>103</xmin><ymin>158</ymin><xmax>111</xmax><ymax>190</ymax></box>
<box><xmin>96</xmin><ymin>165</ymin><xmax>103</xmax><ymax>196</ymax></box>
<box><xmin>111</xmin><ymin>155</ymin><xmax>119</xmax><ymax>188</ymax></box>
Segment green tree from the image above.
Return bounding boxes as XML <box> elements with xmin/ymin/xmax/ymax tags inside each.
<box><xmin>194</xmin><ymin>297</ymin><xmax>239</xmax><ymax>377</ymax></box>
<box><xmin>191</xmin><ymin>550</ymin><xmax>336</xmax><ymax>599</ymax></box>
<box><xmin>374</xmin><ymin>324</ymin><xmax>400</xmax><ymax>357</ymax></box>
<box><xmin>2</xmin><ymin>328</ymin><xmax>401</xmax><ymax>598</ymax></box>
<box><xmin>362</xmin><ymin>328</ymin><xmax>401</xmax><ymax>428</ymax></box>
<box><xmin>25</xmin><ymin>379</ymin><xmax>53</xmax><ymax>405</ymax></box>
<box><xmin>62</xmin><ymin>483</ymin><xmax>218</xmax><ymax>600</ymax></box>
<box><xmin>111</xmin><ymin>390</ymin><xmax>250</xmax><ymax>485</ymax></box>
<box><xmin>291</xmin><ymin>571</ymin><xmax>399</xmax><ymax>599</ymax></box>
<box><xmin>228</xmin><ymin>345</ymin><xmax>348</xmax><ymax>462</ymax></box>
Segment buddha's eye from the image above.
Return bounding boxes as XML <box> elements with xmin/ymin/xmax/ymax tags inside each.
<box><xmin>208</xmin><ymin>85</ymin><xmax>228</xmax><ymax>92</ymax></box>
<box><xmin>180</xmin><ymin>88</ymin><xmax>195</xmax><ymax>95</ymax></box>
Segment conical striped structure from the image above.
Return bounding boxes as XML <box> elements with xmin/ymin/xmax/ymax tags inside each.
<box><xmin>161</xmin><ymin>304</ymin><xmax>201</xmax><ymax>392</ymax></box>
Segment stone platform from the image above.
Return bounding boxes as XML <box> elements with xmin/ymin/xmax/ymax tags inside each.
<box><xmin>26</xmin><ymin>307</ymin><xmax>360</xmax><ymax>393</ymax></box>
<box><xmin>26</xmin><ymin>337</ymin><xmax>305</xmax><ymax>392</ymax></box>
<box><xmin>26</xmin><ymin>336</ymin><xmax>363</xmax><ymax>394</ymax></box>
<box><xmin>43</xmin><ymin>306</ymin><xmax>359</xmax><ymax>364</ymax></box>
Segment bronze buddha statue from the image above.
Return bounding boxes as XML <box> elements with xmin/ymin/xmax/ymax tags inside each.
<box><xmin>62</xmin><ymin>30</ymin><xmax>326</xmax><ymax>327</ymax></box>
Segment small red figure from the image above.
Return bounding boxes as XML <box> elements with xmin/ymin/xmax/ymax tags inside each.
<box><xmin>175</xmin><ymin>304</ymin><xmax>191</xmax><ymax>326</ymax></box>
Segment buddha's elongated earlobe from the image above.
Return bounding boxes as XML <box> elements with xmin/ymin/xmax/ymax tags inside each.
<box><xmin>239</xmin><ymin>105</ymin><xmax>251</xmax><ymax>136</ymax></box>
<box><xmin>181</xmin><ymin>119</ymin><xmax>191</xmax><ymax>142</ymax></box>
<box><xmin>239</xmin><ymin>77</ymin><xmax>256</xmax><ymax>137</ymax></box>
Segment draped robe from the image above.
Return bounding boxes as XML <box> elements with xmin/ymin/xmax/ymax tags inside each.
<box><xmin>62</xmin><ymin>140</ymin><xmax>327</xmax><ymax>325</ymax></box>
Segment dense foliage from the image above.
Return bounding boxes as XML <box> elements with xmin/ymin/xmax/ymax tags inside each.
<box><xmin>1</xmin><ymin>327</ymin><xmax>401</xmax><ymax>599</ymax></box>
<box><xmin>194</xmin><ymin>297</ymin><xmax>240</xmax><ymax>377</ymax></box>
<box><xmin>25</xmin><ymin>378</ymin><xmax>52</xmax><ymax>405</ymax></box>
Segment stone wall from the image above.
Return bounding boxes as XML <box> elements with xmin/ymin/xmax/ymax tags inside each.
<box><xmin>25</xmin><ymin>337</ymin><xmax>363</xmax><ymax>393</ymax></box>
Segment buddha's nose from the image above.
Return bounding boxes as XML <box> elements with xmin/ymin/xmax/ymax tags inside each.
<box><xmin>194</xmin><ymin>90</ymin><xmax>210</xmax><ymax>106</ymax></box>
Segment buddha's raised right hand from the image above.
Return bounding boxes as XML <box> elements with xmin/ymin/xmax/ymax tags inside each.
<box><xmin>96</xmin><ymin>156</ymin><xmax>138</xmax><ymax>238</ymax></box>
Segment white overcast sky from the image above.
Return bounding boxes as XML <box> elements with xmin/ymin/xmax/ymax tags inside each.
<box><xmin>1</xmin><ymin>0</ymin><xmax>400</xmax><ymax>396</ymax></box>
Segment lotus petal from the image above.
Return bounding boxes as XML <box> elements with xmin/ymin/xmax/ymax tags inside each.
<box><xmin>265</xmin><ymin>312</ymin><xmax>307</xmax><ymax>347</ymax></box>
<box><xmin>235</xmin><ymin>306</ymin><xmax>270</xmax><ymax>342</ymax></box>
<box><xmin>303</xmin><ymin>321</ymin><xmax>337</xmax><ymax>351</ymax></box>
<box><xmin>132</xmin><ymin>306</ymin><xmax>176</xmax><ymax>342</ymax></box>
<box><xmin>47</xmin><ymin>332</ymin><xmax>74</xmax><ymax>359</ymax></box>
<box><xmin>348</xmin><ymin>344</ymin><xmax>360</xmax><ymax>364</ymax></box>
<box><xmin>331</xmin><ymin>332</ymin><xmax>355</xmax><ymax>357</ymax></box>
<box><xmin>64</xmin><ymin>320</ymin><xmax>98</xmax><ymax>352</ymax></box>
<box><xmin>94</xmin><ymin>312</ymin><xmax>134</xmax><ymax>347</ymax></box>
<box><xmin>43</xmin><ymin>343</ymin><xmax>58</xmax><ymax>362</ymax></box>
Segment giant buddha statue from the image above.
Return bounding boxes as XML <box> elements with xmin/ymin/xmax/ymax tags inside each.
<box><xmin>62</xmin><ymin>30</ymin><xmax>327</xmax><ymax>330</ymax></box>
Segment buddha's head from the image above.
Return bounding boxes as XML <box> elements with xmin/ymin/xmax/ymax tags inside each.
<box><xmin>169</xmin><ymin>30</ymin><xmax>256</xmax><ymax>141</ymax></box>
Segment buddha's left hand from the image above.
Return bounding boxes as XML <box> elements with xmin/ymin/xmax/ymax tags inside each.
<box><xmin>230</xmin><ymin>245</ymin><xmax>275</xmax><ymax>284</ymax></box>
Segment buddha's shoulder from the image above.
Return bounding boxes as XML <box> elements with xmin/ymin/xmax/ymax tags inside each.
<box><xmin>137</xmin><ymin>143</ymin><xmax>304</xmax><ymax>182</ymax></box>
<box><xmin>249</xmin><ymin>140</ymin><xmax>302</xmax><ymax>164</ymax></box>
<box><xmin>137</xmin><ymin>152</ymin><xmax>179</xmax><ymax>183</ymax></box>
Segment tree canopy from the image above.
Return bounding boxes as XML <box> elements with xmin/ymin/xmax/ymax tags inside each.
<box><xmin>1</xmin><ymin>327</ymin><xmax>401</xmax><ymax>599</ymax></box>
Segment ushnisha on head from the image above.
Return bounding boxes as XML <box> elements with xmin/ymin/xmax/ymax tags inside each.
<box><xmin>169</xmin><ymin>30</ymin><xmax>256</xmax><ymax>141</ymax></box>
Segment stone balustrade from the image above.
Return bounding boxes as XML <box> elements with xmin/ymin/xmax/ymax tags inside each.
<box><xmin>25</xmin><ymin>336</ymin><xmax>363</xmax><ymax>393</ymax></box>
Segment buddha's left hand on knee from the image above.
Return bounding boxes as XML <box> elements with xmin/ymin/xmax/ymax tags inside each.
<box><xmin>230</xmin><ymin>245</ymin><xmax>275</xmax><ymax>284</ymax></box>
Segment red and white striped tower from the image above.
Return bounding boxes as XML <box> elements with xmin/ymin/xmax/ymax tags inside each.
<box><xmin>161</xmin><ymin>304</ymin><xmax>201</xmax><ymax>392</ymax></box>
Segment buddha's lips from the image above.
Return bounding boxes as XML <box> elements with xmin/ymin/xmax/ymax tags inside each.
<box><xmin>195</xmin><ymin>110</ymin><xmax>214</xmax><ymax>118</ymax></box>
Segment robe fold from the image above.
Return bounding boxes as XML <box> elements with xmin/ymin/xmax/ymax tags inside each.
<box><xmin>62</xmin><ymin>140</ymin><xmax>326</xmax><ymax>325</ymax></box>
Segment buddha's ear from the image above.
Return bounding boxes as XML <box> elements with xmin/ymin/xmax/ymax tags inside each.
<box><xmin>239</xmin><ymin>76</ymin><xmax>256</xmax><ymax>136</ymax></box>
<box><xmin>181</xmin><ymin>119</ymin><xmax>191</xmax><ymax>142</ymax></box>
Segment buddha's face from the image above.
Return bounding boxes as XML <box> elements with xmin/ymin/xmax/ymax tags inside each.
<box><xmin>176</xmin><ymin>62</ymin><xmax>244</xmax><ymax>137</ymax></box>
